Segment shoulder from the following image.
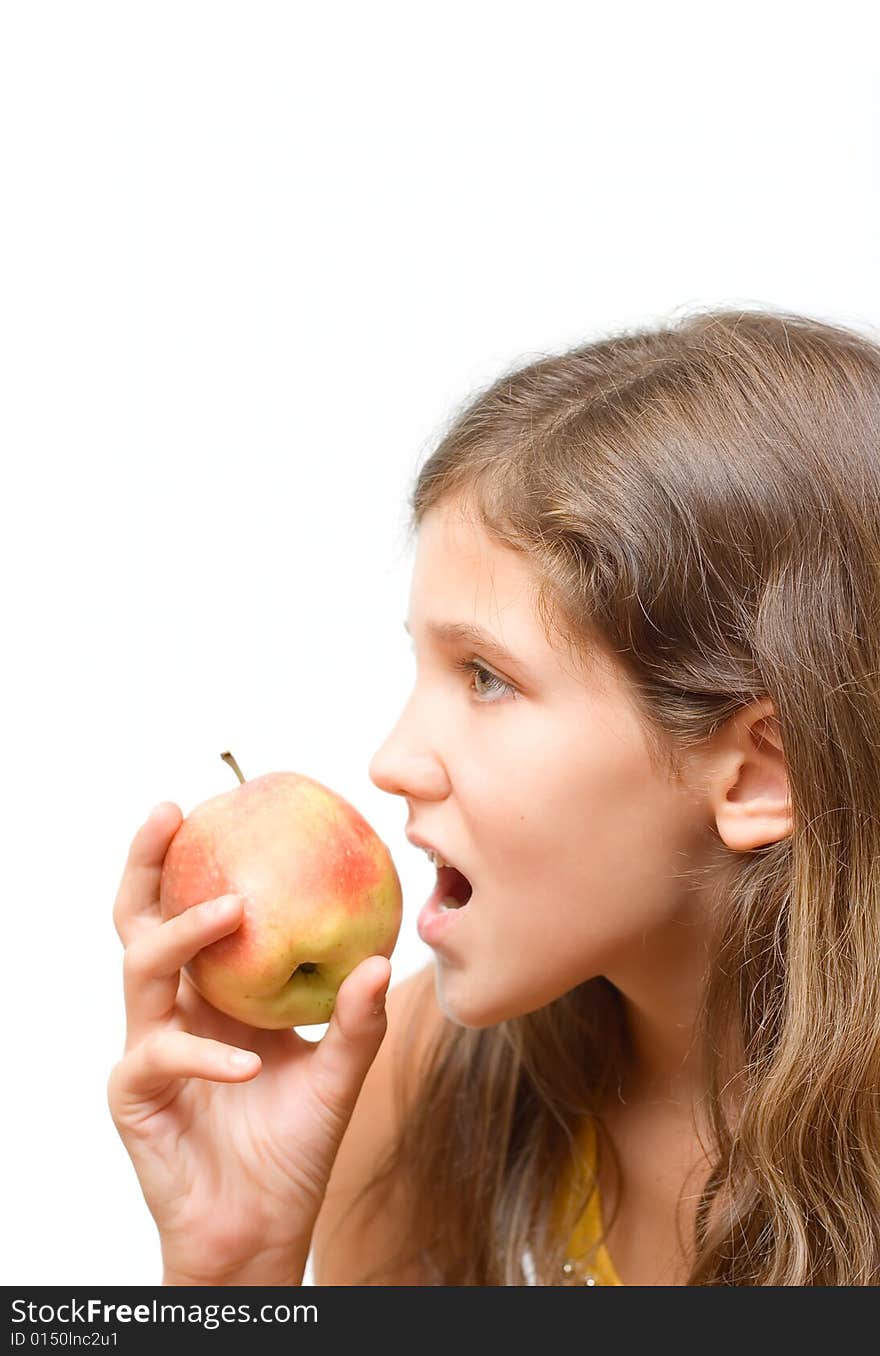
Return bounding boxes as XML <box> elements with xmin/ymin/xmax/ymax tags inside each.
<box><xmin>310</xmin><ymin>962</ymin><xmax>444</xmax><ymax>1285</ymax></box>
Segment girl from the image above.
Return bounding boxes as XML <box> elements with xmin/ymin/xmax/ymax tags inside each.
<box><xmin>108</xmin><ymin>307</ymin><xmax>880</xmax><ymax>1285</ymax></box>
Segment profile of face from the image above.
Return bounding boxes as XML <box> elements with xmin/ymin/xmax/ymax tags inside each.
<box><xmin>368</xmin><ymin>498</ymin><xmax>715</xmax><ymax>1029</ymax></box>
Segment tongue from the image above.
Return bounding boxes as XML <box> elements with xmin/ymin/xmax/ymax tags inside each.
<box><xmin>439</xmin><ymin>865</ymin><xmax>473</xmax><ymax>906</ymax></box>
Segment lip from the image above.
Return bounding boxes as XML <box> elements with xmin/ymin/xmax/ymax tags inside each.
<box><xmin>417</xmin><ymin>873</ymin><xmax>470</xmax><ymax>949</ymax></box>
<box><xmin>408</xmin><ymin>830</ymin><xmax>472</xmax><ymax>949</ymax></box>
<box><xmin>405</xmin><ymin>830</ymin><xmax>470</xmax><ymax>879</ymax></box>
<box><xmin>406</xmin><ymin>830</ymin><xmax>451</xmax><ymax>859</ymax></box>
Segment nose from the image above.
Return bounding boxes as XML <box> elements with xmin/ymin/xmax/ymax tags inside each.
<box><xmin>368</xmin><ymin>700</ymin><xmax>450</xmax><ymax>801</ymax></box>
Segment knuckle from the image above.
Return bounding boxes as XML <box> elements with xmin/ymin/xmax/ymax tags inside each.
<box><xmin>106</xmin><ymin>1057</ymin><xmax>134</xmax><ymax>1120</ymax></box>
<box><xmin>112</xmin><ymin>894</ymin><xmax>127</xmax><ymax>937</ymax></box>
<box><xmin>105</xmin><ymin>1063</ymin><xmax>122</xmax><ymax>1112</ymax></box>
<box><xmin>139</xmin><ymin>1029</ymin><xmax>169</xmax><ymax>1071</ymax></box>
<box><xmin>122</xmin><ymin>940</ymin><xmax>150</xmax><ymax>985</ymax></box>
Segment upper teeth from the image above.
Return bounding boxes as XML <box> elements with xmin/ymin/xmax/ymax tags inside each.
<box><xmin>425</xmin><ymin>848</ymin><xmax>451</xmax><ymax>869</ymax></box>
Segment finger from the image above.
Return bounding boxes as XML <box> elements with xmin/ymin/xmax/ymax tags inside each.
<box><xmin>113</xmin><ymin>803</ymin><xmax>184</xmax><ymax>947</ymax></box>
<box><xmin>307</xmin><ymin>955</ymin><xmax>392</xmax><ymax>1128</ymax></box>
<box><xmin>123</xmin><ymin>893</ymin><xmax>244</xmax><ymax>1044</ymax></box>
<box><xmin>108</xmin><ymin>1028</ymin><xmax>262</xmax><ymax>1123</ymax></box>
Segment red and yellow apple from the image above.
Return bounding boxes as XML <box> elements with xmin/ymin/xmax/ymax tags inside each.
<box><xmin>159</xmin><ymin>753</ymin><xmax>402</xmax><ymax>1028</ymax></box>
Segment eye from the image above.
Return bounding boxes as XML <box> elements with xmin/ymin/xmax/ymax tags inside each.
<box><xmin>454</xmin><ymin>657</ymin><xmax>516</xmax><ymax>703</ymax></box>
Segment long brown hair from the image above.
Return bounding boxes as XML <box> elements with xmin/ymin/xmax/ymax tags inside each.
<box><xmin>343</xmin><ymin>306</ymin><xmax>880</xmax><ymax>1283</ymax></box>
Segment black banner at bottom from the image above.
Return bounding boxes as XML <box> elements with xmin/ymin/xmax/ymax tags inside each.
<box><xmin>2</xmin><ymin>1281</ymin><xmax>821</xmax><ymax>1350</ymax></box>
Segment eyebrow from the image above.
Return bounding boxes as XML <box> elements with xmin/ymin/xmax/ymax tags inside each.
<box><xmin>403</xmin><ymin>618</ymin><xmax>525</xmax><ymax>672</ymax></box>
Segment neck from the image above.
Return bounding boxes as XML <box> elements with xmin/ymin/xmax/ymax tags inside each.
<box><xmin>605</xmin><ymin>910</ymin><xmax>714</xmax><ymax>1117</ymax></box>
<box><xmin>615</xmin><ymin>988</ymin><xmax>706</xmax><ymax>1113</ymax></box>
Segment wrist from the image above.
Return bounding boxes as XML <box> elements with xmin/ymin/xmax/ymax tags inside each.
<box><xmin>162</xmin><ymin>1241</ymin><xmax>309</xmax><ymax>1288</ymax></box>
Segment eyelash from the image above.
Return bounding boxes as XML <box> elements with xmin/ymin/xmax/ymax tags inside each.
<box><xmin>453</xmin><ymin>657</ymin><xmax>516</xmax><ymax>703</ymax></box>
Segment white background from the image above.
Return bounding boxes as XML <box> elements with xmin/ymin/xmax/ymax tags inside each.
<box><xmin>2</xmin><ymin>0</ymin><xmax>878</xmax><ymax>1286</ymax></box>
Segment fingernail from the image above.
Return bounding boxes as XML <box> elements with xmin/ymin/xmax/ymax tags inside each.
<box><xmin>372</xmin><ymin>977</ymin><xmax>391</xmax><ymax>1014</ymax></box>
<box><xmin>229</xmin><ymin>1049</ymin><xmax>259</xmax><ymax>1067</ymax></box>
<box><xmin>205</xmin><ymin>894</ymin><xmax>239</xmax><ymax>914</ymax></box>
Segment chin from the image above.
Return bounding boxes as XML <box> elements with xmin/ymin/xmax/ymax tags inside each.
<box><xmin>433</xmin><ymin>968</ymin><xmax>550</xmax><ymax>1029</ymax></box>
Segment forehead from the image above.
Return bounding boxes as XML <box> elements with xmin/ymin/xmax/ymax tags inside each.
<box><xmin>409</xmin><ymin>502</ymin><xmax>540</xmax><ymax>642</ymax></box>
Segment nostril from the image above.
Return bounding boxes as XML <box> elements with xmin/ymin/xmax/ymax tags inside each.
<box><xmin>291</xmin><ymin>962</ymin><xmax>320</xmax><ymax>979</ymax></box>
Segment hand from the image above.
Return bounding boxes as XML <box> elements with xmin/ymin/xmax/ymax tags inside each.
<box><xmin>107</xmin><ymin>803</ymin><xmax>391</xmax><ymax>1286</ymax></box>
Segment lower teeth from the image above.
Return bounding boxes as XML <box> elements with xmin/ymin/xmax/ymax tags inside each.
<box><xmin>438</xmin><ymin>896</ymin><xmax>462</xmax><ymax>912</ymax></box>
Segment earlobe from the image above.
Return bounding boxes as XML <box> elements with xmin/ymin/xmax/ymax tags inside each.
<box><xmin>710</xmin><ymin>699</ymin><xmax>794</xmax><ymax>852</ymax></box>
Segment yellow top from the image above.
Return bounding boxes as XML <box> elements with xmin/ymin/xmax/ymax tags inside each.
<box><xmin>558</xmin><ymin>1118</ymin><xmax>623</xmax><ymax>1287</ymax></box>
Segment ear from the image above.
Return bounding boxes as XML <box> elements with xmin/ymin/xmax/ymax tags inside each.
<box><xmin>708</xmin><ymin>697</ymin><xmax>793</xmax><ymax>852</ymax></box>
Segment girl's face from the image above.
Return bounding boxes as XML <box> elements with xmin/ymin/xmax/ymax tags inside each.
<box><xmin>369</xmin><ymin>499</ymin><xmax>713</xmax><ymax>1028</ymax></box>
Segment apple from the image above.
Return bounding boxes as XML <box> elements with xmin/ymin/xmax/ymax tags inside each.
<box><xmin>159</xmin><ymin>752</ymin><xmax>403</xmax><ymax>1028</ymax></box>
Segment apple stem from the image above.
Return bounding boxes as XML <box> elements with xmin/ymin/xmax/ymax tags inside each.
<box><xmin>221</xmin><ymin>751</ymin><xmax>247</xmax><ymax>784</ymax></box>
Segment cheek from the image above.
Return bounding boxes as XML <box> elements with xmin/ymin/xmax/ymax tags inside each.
<box><xmin>538</xmin><ymin>721</ymin><xmax>681</xmax><ymax>871</ymax></box>
<box><xmin>560</xmin><ymin>798</ymin><xmax>690</xmax><ymax>936</ymax></box>
<box><xmin>477</xmin><ymin>703</ymin><xmax>651</xmax><ymax>830</ymax></box>
<box><xmin>479</xmin><ymin>781</ymin><xmax>688</xmax><ymax>953</ymax></box>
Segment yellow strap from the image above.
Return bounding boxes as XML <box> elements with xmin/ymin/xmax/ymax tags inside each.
<box><xmin>563</xmin><ymin>1119</ymin><xmax>623</xmax><ymax>1286</ymax></box>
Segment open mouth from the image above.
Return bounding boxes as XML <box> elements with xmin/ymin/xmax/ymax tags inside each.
<box><xmin>417</xmin><ymin>856</ymin><xmax>474</xmax><ymax>945</ymax></box>
<box><xmin>436</xmin><ymin>864</ymin><xmax>473</xmax><ymax>908</ymax></box>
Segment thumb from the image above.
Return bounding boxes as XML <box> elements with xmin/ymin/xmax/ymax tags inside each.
<box><xmin>308</xmin><ymin>955</ymin><xmax>392</xmax><ymax>1125</ymax></box>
